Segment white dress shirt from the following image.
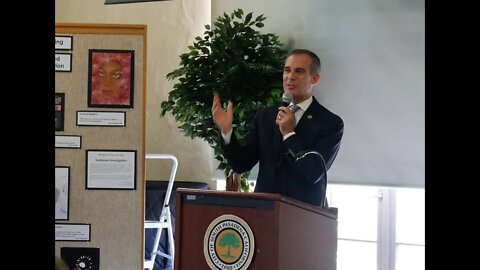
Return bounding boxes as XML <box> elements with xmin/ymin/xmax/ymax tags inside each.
<box><xmin>221</xmin><ymin>96</ymin><xmax>313</xmax><ymax>144</ymax></box>
<box><xmin>282</xmin><ymin>96</ymin><xmax>313</xmax><ymax>140</ymax></box>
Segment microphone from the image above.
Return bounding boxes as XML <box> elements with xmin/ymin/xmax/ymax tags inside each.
<box><xmin>287</xmin><ymin>149</ymin><xmax>326</xmax><ymax>182</ymax></box>
<box><xmin>287</xmin><ymin>149</ymin><xmax>324</xmax><ymax>162</ymax></box>
<box><xmin>281</xmin><ymin>92</ymin><xmax>292</xmax><ymax>107</ymax></box>
<box><xmin>287</xmin><ymin>149</ymin><xmax>329</xmax><ymax>208</ymax></box>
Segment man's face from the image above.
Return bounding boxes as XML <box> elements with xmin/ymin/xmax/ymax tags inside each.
<box><xmin>282</xmin><ymin>53</ymin><xmax>320</xmax><ymax>103</ymax></box>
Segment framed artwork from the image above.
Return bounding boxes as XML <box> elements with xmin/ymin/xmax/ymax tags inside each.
<box><xmin>61</xmin><ymin>247</ymin><xmax>100</xmax><ymax>270</ymax></box>
<box><xmin>88</xmin><ymin>49</ymin><xmax>134</xmax><ymax>108</ymax></box>
<box><xmin>55</xmin><ymin>166</ymin><xmax>70</xmax><ymax>220</ymax></box>
<box><xmin>55</xmin><ymin>93</ymin><xmax>65</xmax><ymax>131</ymax></box>
<box><xmin>86</xmin><ymin>150</ymin><xmax>137</xmax><ymax>190</ymax></box>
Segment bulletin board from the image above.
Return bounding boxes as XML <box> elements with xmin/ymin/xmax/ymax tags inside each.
<box><xmin>55</xmin><ymin>23</ymin><xmax>146</xmax><ymax>270</ymax></box>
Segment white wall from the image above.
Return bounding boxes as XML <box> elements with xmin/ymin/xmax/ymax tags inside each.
<box><xmin>56</xmin><ymin>0</ymin><xmax>214</xmax><ymax>186</ymax></box>
<box><xmin>55</xmin><ymin>0</ymin><xmax>425</xmax><ymax>188</ymax></box>
<box><xmin>212</xmin><ymin>0</ymin><xmax>425</xmax><ymax>187</ymax></box>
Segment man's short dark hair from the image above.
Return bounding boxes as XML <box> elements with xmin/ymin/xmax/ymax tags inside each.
<box><xmin>287</xmin><ymin>49</ymin><xmax>321</xmax><ymax>75</ymax></box>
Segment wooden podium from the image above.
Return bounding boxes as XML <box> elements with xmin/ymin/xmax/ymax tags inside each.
<box><xmin>175</xmin><ymin>188</ymin><xmax>338</xmax><ymax>270</ymax></box>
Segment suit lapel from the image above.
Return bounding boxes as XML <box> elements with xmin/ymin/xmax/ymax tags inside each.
<box><xmin>295</xmin><ymin>98</ymin><xmax>321</xmax><ymax>132</ymax></box>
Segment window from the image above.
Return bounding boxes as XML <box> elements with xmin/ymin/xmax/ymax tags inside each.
<box><xmin>327</xmin><ymin>184</ymin><xmax>425</xmax><ymax>270</ymax></box>
<box><xmin>327</xmin><ymin>185</ymin><xmax>379</xmax><ymax>270</ymax></box>
<box><xmin>395</xmin><ymin>188</ymin><xmax>425</xmax><ymax>270</ymax></box>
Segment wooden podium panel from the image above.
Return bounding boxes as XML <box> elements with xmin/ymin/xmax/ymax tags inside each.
<box><xmin>175</xmin><ymin>189</ymin><xmax>337</xmax><ymax>270</ymax></box>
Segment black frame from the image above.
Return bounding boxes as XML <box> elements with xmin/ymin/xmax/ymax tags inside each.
<box><xmin>55</xmin><ymin>53</ymin><xmax>72</xmax><ymax>72</ymax></box>
<box><xmin>55</xmin><ymin>135</ymin><xmax>82</xmax><ymax>149</ymax></box>
<box><xmin>76</xmin><ymin>110</ymin><xmax>126</xmax><ymax>127</ymax></box>
<box><xmin>86</xmin><ymin>149</ymin><xmax>137</xmax><ymax>190</ymax></box>
<box><xmin>61</xmin><ymin>247</ymin><xmax>100</xmax><ymax>270</ymax></box>
<box><xmin>55</xmin><ymin>166</ymin><xmax>70</xmax><ymax>220</ymax></box>
<box><xmin>55</xmin><ymin>35</ymin><xmax>73</xmax><ymax>51</ymax></box>
<box><xmin>87</xmin><ymin>49</ymin><xmax>134</xmax><ymax>108</ymax></box>
<box><xmin>55</xmin><ymin>223</ymin><xmax>91</xmax><ymax>242</ymax></box>
<box><xmin>55</xmin><ymin>93</ymin><xmax>65</xmax><ymax>131</ymax></box>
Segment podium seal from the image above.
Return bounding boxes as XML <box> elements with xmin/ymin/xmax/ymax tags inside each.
<box><xmin>204</xmin><ymin>214</ymin><xmax>255</xmax><ymax>270</ymax></box>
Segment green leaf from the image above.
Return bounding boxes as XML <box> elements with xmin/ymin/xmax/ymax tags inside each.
<box><xmin>234</xmin><ymin>10</ymin><xmax>241</xmax><ymax>19</ymax></box>
<box><xmin>218</xmin><ymin>163</ymin><xmax>228</xmax><ymax>171</ymax></box>
<box><xmin>161</xmin><ymin>8</ymin><xmax>287</xmax><ymax>184</ymax></box>
<box><xmin>189</xmin><ymin>50</ymin><xmax>199</xmax><ymax>56</ymax></box>
<box><xmin>245</xmin><ymin>12</ymin><xmax>253</xmax><ymax>24</ymax></box>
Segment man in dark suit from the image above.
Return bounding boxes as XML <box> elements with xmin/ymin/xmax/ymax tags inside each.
<box><xmin>211</xmin><ymin>49</ymin><xmax>344</xmax><ymax>207</ymax></box>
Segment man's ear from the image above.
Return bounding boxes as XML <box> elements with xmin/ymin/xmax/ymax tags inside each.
<box><xmin>311</xmin><ymin>73</ymin><xmax>320</xmax><ymax>86</ymax></box>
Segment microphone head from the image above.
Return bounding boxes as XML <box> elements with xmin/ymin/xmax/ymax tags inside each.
<box><xmin>281</xmin><ymin>92</ymin><xmax>293</xmax><ymax>107</ymax></box>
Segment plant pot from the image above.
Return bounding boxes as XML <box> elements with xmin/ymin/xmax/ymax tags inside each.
<box><xmin>226</xmin><ymin>172</ymin><xmax>241</xmax><ymax>192</ymax></box>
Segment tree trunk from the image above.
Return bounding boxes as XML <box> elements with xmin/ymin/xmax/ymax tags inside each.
<box><xmin>225</xmin><ymin>170</ymin><xmax>241</xmax><ymax>192</ymax></box>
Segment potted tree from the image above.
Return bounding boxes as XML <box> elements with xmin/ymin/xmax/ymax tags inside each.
<box><xmin>161</xmin><ymin>8</ymin><xmax>287</xmax><ymax>192</ymax></box>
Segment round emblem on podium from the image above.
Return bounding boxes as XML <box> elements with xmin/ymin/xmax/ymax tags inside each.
<box><xmin>204</xmin><ymin>214</ymin><xmax>255</xmax><ymax>270</ymax></box>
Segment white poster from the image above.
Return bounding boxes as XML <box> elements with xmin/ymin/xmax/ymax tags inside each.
<box><xmin>86</xmin><ymin>150</ymin><xmax>136</xmax><ymax>189</ymax></box>
<box><xmin>55</xmin><ymin>35</ymin><xmax>73</xmax><ymax>50</ymax></box>
<box><xmin>76</xmin><ymin>111</ymin><xmax>126</xmax><ymax>126</ymax></box>
<box><xmin>55</xmin><ymin>135</ymin><xmax>82</xmax><ymax>149</ymax></box>
<box><xmin>55</xmin><ymin>53</ymin><xmax>72</xmax><ymax>72</ymax></box>
<box><xmin>55</xmin><ymin>223</ymin><xmax>90</xmax><ymax>241</ymax></box>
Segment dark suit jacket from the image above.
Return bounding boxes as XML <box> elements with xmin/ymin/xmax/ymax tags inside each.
<box><xmin>223</xmin><ymin>96</ymin><xmax>344</xmax><ymax>206</ymax></box>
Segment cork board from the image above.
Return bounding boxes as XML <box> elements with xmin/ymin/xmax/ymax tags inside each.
<box><xmin>55</xmin><ymin>23</ymin><xmax>146</xmax><ymax>270</ymax></box>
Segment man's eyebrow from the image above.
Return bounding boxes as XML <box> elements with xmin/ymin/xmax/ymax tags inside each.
<box><xmin>294</xmin><ymin>67</ymin><xmax>306</xmax><ymax>71</ymax></box>
<box><xmin>284</xmin><ymin>66</ymin><xmax>306</xmax><ymax>71</ymax></box>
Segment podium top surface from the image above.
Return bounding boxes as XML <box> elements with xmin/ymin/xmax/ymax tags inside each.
<box><xmin>176</xmin><ymin>188</ymin><xmax>337</xmax><ymax>220</ymax></box>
